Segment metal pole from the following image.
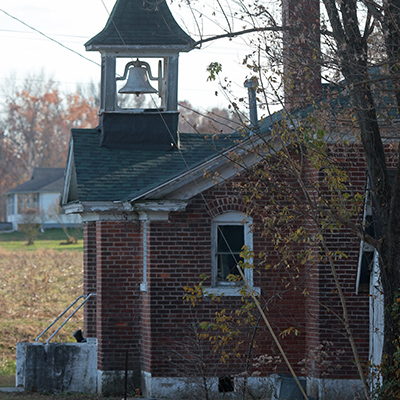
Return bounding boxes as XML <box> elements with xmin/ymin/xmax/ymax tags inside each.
<box><xmin>244</xmin><ymin>78</ymin><xmax>259</xmax><ymax>133</ymax></box>
<box><xmin>45</xmin><ymin>293</ymin><xmax>96</xmax><ymax>344</ymax></box>
<box><xmin>35</xmin><ymin>295</ymin><xmax>85</xmax><ymax>342</ymax></box>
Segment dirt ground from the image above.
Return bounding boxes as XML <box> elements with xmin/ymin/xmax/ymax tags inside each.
<box><xmin>0</xmin><ymin>378</ymin><xmax>122</xmax><ymax>400</ymax></box>
<box><xmin>0</xmin><ymin>394</ymin><xmax>122</xmax><ymax>400</ymax></box>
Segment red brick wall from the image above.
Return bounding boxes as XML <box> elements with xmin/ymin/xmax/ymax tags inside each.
<box><xmin>140</xmin><ymin>291</ymin><xmax>152</xmax><ymax>373</ymax></box>
<box><xmin>144</xmin><ymin>209</ymin><xmax>213</xmax><ymax>376</ymax></box>
<box><xmin>83</xmin><ymin>221</ymin><xmax>97</xmax><ymax>338</ymax></box>
<box><xmin>142</xmin><ymin>182</ymin><xmax>308</xmax><ymax>378</ymax></box>
<box><xmin>137</xmin><ymin>147</ymin><xmax>373</xmax><ymax>380</ymax></box>
<box><xmin>140</xmin><ymin>219</ymin><xmax>151</xmax><ymax>373</ymax></box>
<box><xmin>84</xmin><ymin>141</ymin><xmax>391</xmax><ymax>384</ymax></box>
<box><xmin>309</xmin><ymin>145</ymin><xmax>369</xmax><ymax>379</ymax></box>
<box><xmin>303</xmin><ymin>164</ymin><xmax>323</xmax><ymax>378</ymax></box>
<box><xmin>95</xmin><ymin>220</ymin><xmax>142</xmax><ymax>371</ymax></box>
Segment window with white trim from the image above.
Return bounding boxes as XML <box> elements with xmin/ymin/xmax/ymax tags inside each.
<box><xmin>6</xmin><ymin>195</ymin><xmax>15</xmax><ymax>216</ymax></box>
<box><xmin>356</xmin><ymin>176</ymin><xmax>377</xmax><ymax>294</ymax></box>
<box><xmin>208</xmin><ymin>211</ymin><xmax>258</xmax><ymax>295</ymax></box>
<box><xmin>17</xmin><ymin>193</ymin><xmax>39</xmax><ymax>213</ymax></box>
<box><xmin>216</xmin><ymin>224</ymin><xmax>244</xmax><ymax>283</ymax></box>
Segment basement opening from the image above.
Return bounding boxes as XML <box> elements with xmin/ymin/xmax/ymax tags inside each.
<box><xmin>218</xmin><ymin>376</ymin><xmax>234</xmax><ymax>392</ymax></box>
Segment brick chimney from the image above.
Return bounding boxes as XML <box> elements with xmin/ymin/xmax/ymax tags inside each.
<box><xmin>283</xmin><ymin>0</ymin><xmax>321</xmax><ymax>109</ymax></box>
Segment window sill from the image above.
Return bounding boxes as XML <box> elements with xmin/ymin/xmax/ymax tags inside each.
<box><xmin>203</xmin><ymin>286</ymin><xmax>261</xmax><ymax>297</ymax></box>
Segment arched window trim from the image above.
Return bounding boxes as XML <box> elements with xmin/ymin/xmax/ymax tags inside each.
<box><xmin>206</xmin><ymin>211</ymin><xmax>260</xmax><ymax>297</ymax></box>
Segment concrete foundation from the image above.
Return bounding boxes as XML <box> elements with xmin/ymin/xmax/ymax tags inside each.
<box><xmin>141</xmin><ymin>372</ymin><xmax>280</xmax><ymax>399</ymax></box>
<box><xmin>16</xmin><ymin>342</ymin><xmax>97</xmax><ymax>393</ymax></box>
<box><xmin>141</xmin><ymin>372</ymin><xmax>362</xmax><ymax>400</ymax></box>
<box><xmin>306</xmin><ymin>377</ymin><xmax>364</xmax><ymax>400</ymax></box>
<box><xmin>15</xmin><ymin>342</ymin><xmax>363</xmax><ymax>399</ymax></box>
<box><xmin>97</xmin><ymin>368</ymin><xmax>141</xmax><ymax>397</ymax></box>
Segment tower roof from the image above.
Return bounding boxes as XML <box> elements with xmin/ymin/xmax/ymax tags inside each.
<box><xmin>85</xmin><ymin>0</ymin><xmax>195</xmax><ymax>52</ymax></box>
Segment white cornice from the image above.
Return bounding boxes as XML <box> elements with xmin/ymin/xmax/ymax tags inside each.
<box><xmin>64</xmin><ymin>200</ymin><xmax>187</xmax><ymax>222</ymax></box>
<box><xmin>135</xmin><ymin>201</ymin><xmax>188</xmax><ymax>221</ymax></box>
<box><xmin>80</xmin><ymin>211</ymin><xmax>138</xmax><ymax>223</ymax></box>
<box><xmin>138</xmin><ymin>211</ymin><xmax>169</xmax><ymax>221</ymax></box>
<box><xmin>133</xmin><ymin>200</ymin><xmax>187</xmax><ymax>212</ymax></box>
<box><xmin>63</xmin><ymin>201</ymin><xmax>133</xmax><ymax>215</ymax></box>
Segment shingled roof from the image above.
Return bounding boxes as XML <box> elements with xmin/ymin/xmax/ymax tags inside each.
<box><xmin>85</xmin><ymin>0</ymin><xmax>195</xmax><ymax>51</ymax></box>
<box><xmin>66</xmin><ymin>130</ymin><xmax>248</xmax><ymax>204</ymax></box>
<box><xmin>6</xmin><ymin>168</ymin><xmax>64</xmax><ymax>195</ymax></box>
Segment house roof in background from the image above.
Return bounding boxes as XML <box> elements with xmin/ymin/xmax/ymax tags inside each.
<box><xmin>6</xmin><ymin>168</ymin><xmax>64</xmax><ymax>195</ymax></box>
<box><xmin>85</xmin><ymin>0</ymin><xmax>195</xmax><ymax>51</ymax></box>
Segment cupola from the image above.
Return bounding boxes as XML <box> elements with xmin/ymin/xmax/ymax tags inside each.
<box><xmin>85</xmin><ymin>0</ymin><xmax>195</xmax><ymax>150</ymax></box>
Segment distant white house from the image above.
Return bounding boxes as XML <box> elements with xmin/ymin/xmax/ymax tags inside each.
<box><xmin>5</xmin><ymin>168</ymin><xmax>81</xmax><ymax>231</ymax></box>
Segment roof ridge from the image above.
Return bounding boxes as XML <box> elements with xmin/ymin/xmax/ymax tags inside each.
<box><xmin>85</xmin><ymin>0</ymin><xmax>195</xmax><ymax>50</ymax></box>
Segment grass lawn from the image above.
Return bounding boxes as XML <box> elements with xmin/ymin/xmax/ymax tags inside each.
<box><xmin>0</xmin><ymin>232</ymin><xmax>141</xmax><ymax>398</ymax></box>
<box><xmin>0</xmin><ymin>374</ymin><xmax>14</xmax><ymax>387</ymax></box>
<box><xmin>0</xmin><ymin>229</ymin><xmax>83</xmax><ymax>251</ymax></box>
<box><xmin>0</xmin><ymin>230</ymin><xmax>84</xmax><ymax>391</ymax></box>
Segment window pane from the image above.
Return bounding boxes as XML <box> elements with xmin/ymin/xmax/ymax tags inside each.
<box><xmin>359</xmin><ymin>251</ymin><xmax>374</xmax><ymax>293</ymax></box>
<box><xmin>217</xmin><ymin>253</ymin><xmax>241</xmax><ymax>281</ymax></box>
<box><xmin>18</xmin><ymin>195</ymin><xmax>25</xmax><ymax>213</ymax></box>
<box><xmin>32</xmin><ymin>194</ymin><xmax>39</xmax><ymax>208</ymax></box>
<box><xmin>217</xmin><ymin>225</ymin><xmax>244</xmax><ymax>252</ymax></box>
<box><xmin>216</xmin><ymin>225</ymin><xmax>244</xmax><ymax>282</ymax></box>
<box><xmin>7</xmin><ymin>196</ymin><xmax>14</xmax><ymax>215</ymax></box>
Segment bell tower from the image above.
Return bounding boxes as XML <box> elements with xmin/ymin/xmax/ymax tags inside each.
<box><xmin>85</xmin><ymin>0</ymin><xmax>195</xmax><ymax>149</ymax></box>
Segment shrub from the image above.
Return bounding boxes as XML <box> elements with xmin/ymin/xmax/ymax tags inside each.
<box><xmin>18</xmin><ymin>208</ymin><xmax>41</xmax><ymax>245</ymax></box>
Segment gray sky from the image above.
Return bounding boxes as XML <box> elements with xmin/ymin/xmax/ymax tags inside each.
<box><xmin>0</xmin><ymin>0</ymin><xmax>252</xmax><ymax>111</ymax></box>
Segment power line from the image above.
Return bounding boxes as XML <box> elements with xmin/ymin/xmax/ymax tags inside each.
<box><xmin>0</xmin><ymin>27</ymin><xmax>89</xmax><ymax>39</ymax></box>
<box><xmin>0</xmin><ymin>8</ymin><xmax>100</xmax><ymax>68</ymax></box>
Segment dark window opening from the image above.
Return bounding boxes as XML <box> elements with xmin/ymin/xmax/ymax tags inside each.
<box><xmin>357</xmin><ymin>175</ymin><xmax>379</xmax><ymax>294</ymax></box>
<box><xmin>365</xmin><ymin>214</ymin><xmax>375</xmax><ymax>238</ymax></box>
<box><xmin>359</xmin><ymin>251</ymin><xmax>374</xmax><ymax>293</ymax></box>
<box><xmin>218</xmin><ymin>375</ymin><xmax>234</xmax><ymax>392</ymax></box>
<box><xmin>216</xmin><ymin>225</ymin><xmax>244</xmax><ymax>282</ymax></box>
